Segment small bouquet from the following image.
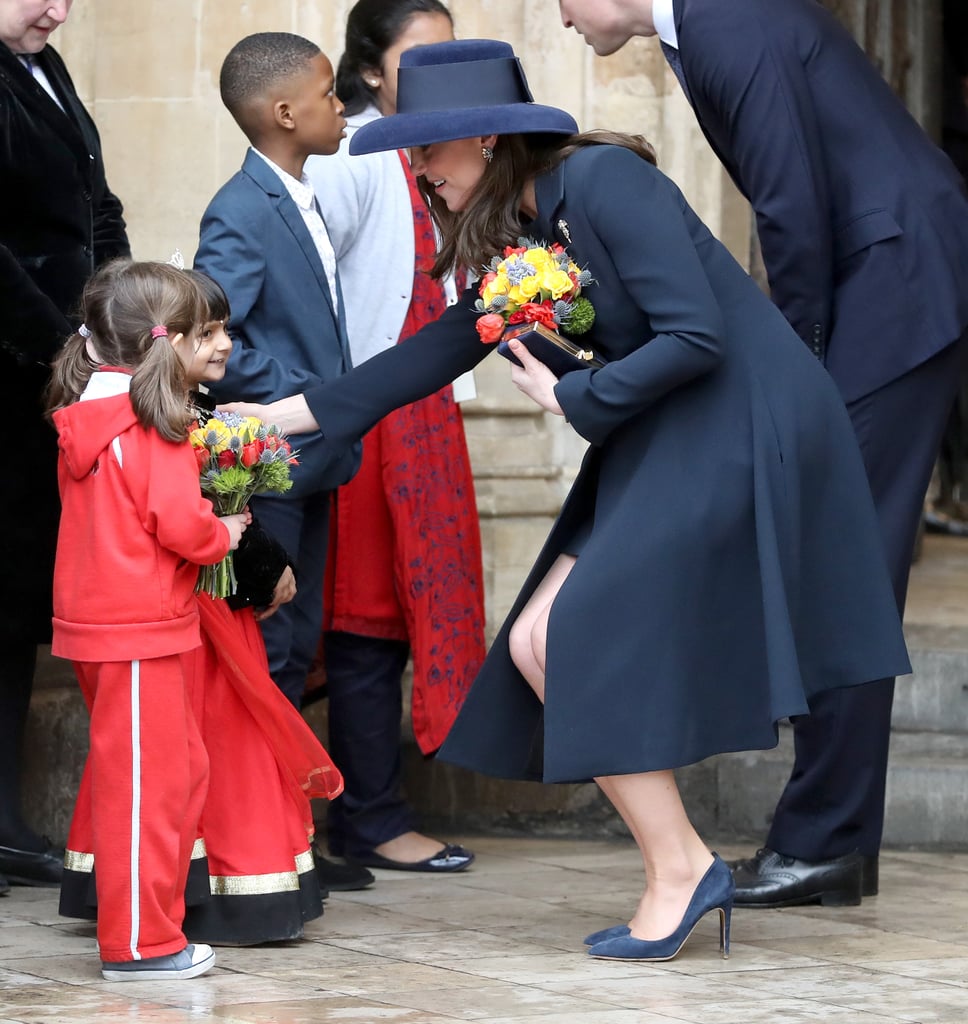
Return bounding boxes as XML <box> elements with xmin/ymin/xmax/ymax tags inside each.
<box><xmin>190</xmin><ymin>411</ymin><xmax>299</xmax><ymax>598</ymax></box>
<box><xmin>474</xmin><ymin>238</ymin><xmax>596</xmax><ymax>342</ymax></box>
<box><xmin>474</xmin><ymin>239</ymin><xmax>603</xmax><ymax>376</ymax></box>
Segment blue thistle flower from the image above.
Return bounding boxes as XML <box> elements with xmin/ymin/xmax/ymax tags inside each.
<box><xmin>505</xmin><ymin>259</ymin><xmax>536</xmax><ymax>285</ymax></box>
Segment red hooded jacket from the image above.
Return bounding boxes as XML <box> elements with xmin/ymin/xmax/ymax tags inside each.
<box><xmin>51</xmin><ymin>371</ymin><xmax>230</xmax><ymax>662</ymax></box>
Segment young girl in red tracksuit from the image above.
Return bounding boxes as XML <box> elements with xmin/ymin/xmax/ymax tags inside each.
<box><xmin>46</xmin><ymin>260</ymin><xmax>250</xmax><ymax>982</ymax></box>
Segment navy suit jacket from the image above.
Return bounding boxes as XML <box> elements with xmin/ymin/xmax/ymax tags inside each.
<box><xmin>194</xmin><ymin>148</ymin><xmax>360</xmax><ymax>496</ymax></box>
<box><xmin>673</xmin><ymin>0</ymin><xmax>968</xmax><ymax>401</ymax></box>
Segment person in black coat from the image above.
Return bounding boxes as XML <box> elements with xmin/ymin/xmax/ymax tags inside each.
<box><xmin>559</xmin><ymin>0</ymin><xmax>968</xmax><ymax>907</ymax></box>
<box><xmin>0</xmin><ymin>0</ymin><xmax>129</xmax><ymax>891</ymax></box>
<box><xmin>225</xmin><ymin>39</ymin><xmax>910</xmax><ymax>963</ymax></box>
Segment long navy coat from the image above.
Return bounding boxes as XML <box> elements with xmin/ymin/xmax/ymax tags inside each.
<box><xmin>305</xmin><ymin>145</ymin><xmax>910</xmax><ymax>782</ymax></box>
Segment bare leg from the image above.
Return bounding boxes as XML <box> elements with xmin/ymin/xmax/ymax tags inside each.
<box><xmin>507</xmin><ymin>554</ymin><xmax>577</xmax><ymax>702</ymax></box>
<box><xmin>509</xmin><ymin>555</ymin><xmax>711</xmax><ymax>939</ymax></box>
<box><xmin>596</xmin><ymin>770</ymin><xmax>712</xmax><ymax>939</ymax></box>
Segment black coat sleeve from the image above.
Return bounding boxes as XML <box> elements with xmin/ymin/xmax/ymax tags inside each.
<box><xmin>0</xmin><ymin>242</ymin><xmax>73</xmax><ymax>366</ymax></box>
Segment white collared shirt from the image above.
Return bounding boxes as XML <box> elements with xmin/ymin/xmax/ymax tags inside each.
<box><xmin>252</xmin><ymin>148</ymin><xmax>340</xmax><ymax>316</ymax></box>
<box><xmin>652</xmin><ymin>0</ymin><xmax>679</xmax><ymax>48</ymax></box>
<box><xmin>18</xmin><ymin>53</ymin><xmax>64</xmax><ymax>110</ymax></box>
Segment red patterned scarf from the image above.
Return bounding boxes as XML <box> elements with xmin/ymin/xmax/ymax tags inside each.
<box><xmin>323</xmin><ymin>151</ymin><xmax>486</xmax><ymax>754</ymax></box>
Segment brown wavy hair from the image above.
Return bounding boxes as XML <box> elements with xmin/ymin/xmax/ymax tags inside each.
<box><xmin>421</xmin><ymin>129</ymin><xmax>658</xmax><ymax>279</ymax></box>
<box><xmin>46</xmin><ymin>260</ymin><xmax>206</xmax><ymax>442</ymax></box>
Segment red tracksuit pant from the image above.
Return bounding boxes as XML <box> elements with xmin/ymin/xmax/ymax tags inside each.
<box><xmin>71</xmin><ymin>653</ymin><xmax>208</xmax><ymax>962</ymax></box>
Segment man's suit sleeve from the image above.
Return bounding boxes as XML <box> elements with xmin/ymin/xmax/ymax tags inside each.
<box><xmin>0</xmin><ymin>242</ymin><xmax>73</xmax><ymax>366</ymax></box>
<box><xmin>682</xmin><ymin>1</ymin><xmax>833</xmax><ymax>352</ymax></box>
<box><xmin>194</xmin><ymin>197</ymin><xmax>325</xmax><ymax>401</ymax></box>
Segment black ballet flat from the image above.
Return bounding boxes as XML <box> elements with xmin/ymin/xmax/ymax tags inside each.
<box><xmin>353</xmin><ymin>843</ymin><xmax>474</xmax><ymax>873</ymax></box>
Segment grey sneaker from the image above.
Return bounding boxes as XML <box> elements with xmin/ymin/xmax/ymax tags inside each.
<box><xmin>101</xmin><ymin>943</ymin><xmax>215</xmax><ymax>981</ymax></box>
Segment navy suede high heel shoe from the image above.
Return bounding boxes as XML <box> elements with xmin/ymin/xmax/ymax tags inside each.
<box><xmin>583</xmin><ymin>924</ymin><xmax>630</xmax><ymax>945</ymax></box>
<box><xmin>588</xmin><ymin>854</ymin><xmax>734</xmax><ymax>962</ymax></box>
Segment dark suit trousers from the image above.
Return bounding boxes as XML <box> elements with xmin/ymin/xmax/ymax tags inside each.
<box><xmin>322</xmin><ymin>632</ymin><xmax>416</xmax><ymax>857</ymax></box>
<box><xmin>250</xmin><ymin>491</ymin><xmax>331</xmax><ymax>709</ymax></box>
<box><xmin>767</xmin><ymin>329</ymin><xmax>968</xmax><ymax>859</ymax></box>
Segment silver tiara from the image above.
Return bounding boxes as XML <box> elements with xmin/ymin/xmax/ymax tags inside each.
<box><xmin>167</xmin><ymin>248</ymin><xmax>186</xmax><ymax>270</ymax></box>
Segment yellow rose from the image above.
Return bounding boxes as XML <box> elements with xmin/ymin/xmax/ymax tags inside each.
<box><xmin>518</xmin><ymin>274</ymin><xmax>541</xmax><ymax>300</ymax></box>
<box><xmin>507</xmin><ymin>283</ymin><xmax>529</xmax><ymax>307</ymax></box>
<box><xmin>524</xmin><ymin>247</ymin><xmax>552</xmax><ymax>272</ymax></box>
<box><xmin>192</xmin><ymin>421</ymin><xmax>231</xmax><ymax>452</ymax></box>
<box><xmin>541</xmin><ymin>269</ymin><xmax>575</xmax><ymax>300</ymax></box>
<box><xmin>482</xmin><ymin>271</ymin><xmax>510</xmax><ymax>307</ymax></box>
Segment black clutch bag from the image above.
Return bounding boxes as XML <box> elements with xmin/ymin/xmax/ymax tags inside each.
<box><xmin>497</xmin><ymin>323</ymin><xmax>605</xmax><ymax>378</ymax></box>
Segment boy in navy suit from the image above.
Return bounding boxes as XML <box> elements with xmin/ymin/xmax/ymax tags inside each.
<box><xmin>194</xmin><ymin>33</ymin><xmax>370</xmax><ymax>889</ymax></box>
<box><xmin>559</xmin><ymin>0</ymin><xmax>968</xmax><ymax>907</ymax></box>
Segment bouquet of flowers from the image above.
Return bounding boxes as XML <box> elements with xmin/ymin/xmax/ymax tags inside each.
<box><xmin>473</xmin><ymin>238</ymin><xmax>596</xmax><ymax>344</ymax></box>
<box><xmin>190</xmin><ymin>411</ymin><xmax>299</xmax><ymax>598</ymax></box>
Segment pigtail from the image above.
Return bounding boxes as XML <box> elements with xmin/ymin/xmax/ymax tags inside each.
<box><xmin>45</xmin><ymin>329</ymin><xmax>98</xmax><ymax>418</ymax></box>
<box><xmin>129</xmin><ymin>326</ymin><xmax>194</xmax><ymax>443</ymax></box>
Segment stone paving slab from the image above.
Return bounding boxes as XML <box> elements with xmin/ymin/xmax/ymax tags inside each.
<box><xmin>1</xmin><ymin>839</ymin><xmax>967</xmax><ymax>1023</ymax></box>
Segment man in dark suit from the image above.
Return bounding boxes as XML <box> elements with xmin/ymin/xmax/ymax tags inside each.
<box><xmin>559</xmin><ymin>0</ymin><xmax>968</xmax><ymax>906</ymax></box>
<box><xmin>0</xmin><ymin>0</ymin><xmax>129</xmax><ymax>892</ymax></box>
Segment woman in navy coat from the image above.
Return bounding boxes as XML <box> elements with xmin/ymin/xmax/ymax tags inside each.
<box><xmin>227</xmin><ymin>40</ymin><xmax>909</xmax><ymax>963</ymax></box>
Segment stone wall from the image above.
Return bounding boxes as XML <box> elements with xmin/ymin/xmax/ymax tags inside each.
<box><xmin>25</xmin><ymin>0</ymin><xmax>943</xmax><ymax>842</ymax></box>
<box><xmin>49</xmin><ymin>2</ymin><xmax>751</xmax><ymax>612</ymax></box>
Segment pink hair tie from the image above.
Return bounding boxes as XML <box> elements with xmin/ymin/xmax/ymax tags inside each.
<box><xmin>150</xmin><ymin>324</ymin><xmax>169</xmax><ymax>340</ymax></box>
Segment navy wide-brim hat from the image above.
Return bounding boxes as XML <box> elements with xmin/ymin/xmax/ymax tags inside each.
<box><xmin>349</xmin><ymin>39</ymin><xmax>578</xmax><ymax>156</ymax></box>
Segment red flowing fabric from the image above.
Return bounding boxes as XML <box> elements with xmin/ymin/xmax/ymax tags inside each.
<box><xmin>196</xmin><ymin>594</ymin><xmax>343</xmax><ymax>823</ymax></box>
<box><xmin>323</xmin><ymin>151</ymin><xmax>486</xmax><ymax>754</ymax></box>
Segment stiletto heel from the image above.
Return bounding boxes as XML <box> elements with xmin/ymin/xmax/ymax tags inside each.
<box><xmin>588</xmin><ymin>854</ymin><xmax>735</xmax><ymax>963</ymax></box>
<box><xmin>718</xmin><ymin>900</ymin><xmax>733</xmax><ymax>959</ymax></box>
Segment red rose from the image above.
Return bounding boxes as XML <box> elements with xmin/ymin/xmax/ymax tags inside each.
<box><xmin>519</xmin><ymin>301</ymin><xmax>558</xmax><ymax>329</ymax></box>
<box><xmin>217</xmin><ymin>449</ymin><xmax>236</xmax><ymax>469</ymax></box>
<box><xmin>193</xmin><ymin>446</ymin><xmax>209</xmax><ymax>471</ymax></box>
<box><xmin>240</xmin><ymin>441</ymin><xmax>260</xmax><ymax>467</ymax></box>
<box><xmin>475</xmin><ymin>313</ymin><xmax>505</xmax><ymax>343</ymax></box>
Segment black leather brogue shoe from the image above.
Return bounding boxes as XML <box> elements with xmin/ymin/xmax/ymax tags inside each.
<box><xmin>0</xmin><ymin>840</ymin><xmax>65</xmax><ymax>887</ymax></box>
<box><xmin>861</xmin><ymin>854</ymin><xmax>879</xmax><ymax>897</ymax></box>
<box><xmin>730</xmin><ymin>847</ymin><xmax>864</xmax><ymax>908</ymax></box>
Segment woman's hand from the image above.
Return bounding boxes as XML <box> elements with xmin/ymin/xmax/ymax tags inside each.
<box><xmin>253</xmin><ymin>565</ymin><xmax>297</xmax><ymax>622</ymax></box>
<box><xmin>218</xmin><ymin>395</ymin><xmax>318</xmax><ymax>434</ymax></box>
<box><xmin>218</xmin><ymin>400</ymin><xmax>272</xmax><ymax>421</ymax></box>
<box><xmin>219</xmin><ymin>509</ymin><xmax>252</xmax><ymax>551</ymax></box>
<box><xmin>507</xmin><ymin>340</ymin><xmax>564</xmax><ymax>416</ymax></box>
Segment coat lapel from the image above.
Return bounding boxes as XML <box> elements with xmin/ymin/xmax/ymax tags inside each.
<box><xmin>0</xmin><ymin>46</ymin><xmax>89</xmax><ymax>164</ymax></box>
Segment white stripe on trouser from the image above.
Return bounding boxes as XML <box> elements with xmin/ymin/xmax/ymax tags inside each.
<box><xmin>129</xmin><ymin>659</ymin><xmax>142</xmax><ymax>959</ymax></box>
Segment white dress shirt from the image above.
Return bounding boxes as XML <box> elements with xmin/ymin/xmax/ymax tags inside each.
<box><xmin>252</xmin><ymin>148</ymin><xmax>340</xmax><ymax>317</ymax></box>
<box><xmin>18</xmin><ymin>54</ymin><xmax>64</xmax><ymax>110</ymax></box>
<box><xmin>652</xmin><ymin>0</ymin><xmax>680</xmax><ymax>48</ymax></box>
